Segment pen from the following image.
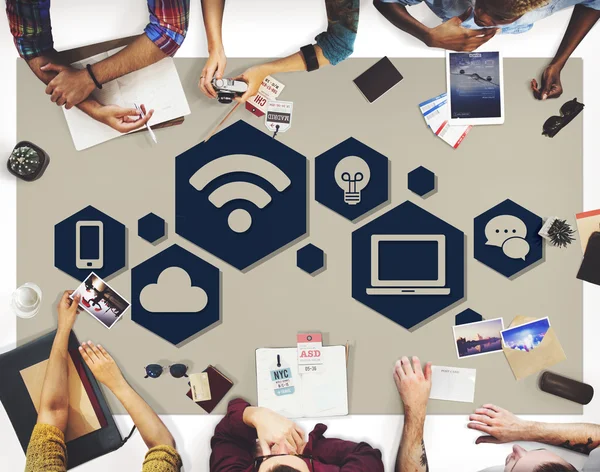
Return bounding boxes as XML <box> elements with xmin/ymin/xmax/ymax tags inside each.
<box><xmin>134</xmin><ymin>103</ymin><xmax>157</xmax><ymax>144</ymax></box>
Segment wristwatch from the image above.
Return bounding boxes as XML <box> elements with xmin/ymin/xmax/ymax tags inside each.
<box><xmin>300</xmin><ymin>44</ymin><xmax>319</xmax><ymax>72</ymax></box>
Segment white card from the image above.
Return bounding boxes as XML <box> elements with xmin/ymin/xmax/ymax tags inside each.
<box><xmin>437</xmin><ymin>121</ymin><xmax>472</xmax><ymax>149</ymax></box>
<box><xmin>429</xmin><ymin>365</ymin><xmax>476</xmax><ymax>403</ymax></box>
<box><xmin>266</xmin><ymin>100</ymin><xmax>293</xmax><ymax>134</ymax></box>
<box><xmin>246</xmin><ymin>76</ymin><xmax>285</xmax><ymax>117</ymax></box>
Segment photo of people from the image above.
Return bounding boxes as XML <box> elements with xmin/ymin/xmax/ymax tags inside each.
<box><xmin>501</xmin><ymin>317</ymin><xmax>551</xmax><ymax>352</ymax></box>
<box><xmin>71</xmin><ymin>272</ymin><xmax>130</xmax><ymax>329</ymax></box>
<box><xmin>453</xmin><ymin>318</ymin><xmax>504</xmax><ymax>358</ymax></box>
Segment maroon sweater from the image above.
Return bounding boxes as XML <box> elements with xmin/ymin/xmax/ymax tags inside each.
<box><xmin>210</xmin><ymin>399</ymin><xmax>384</xmax><ymax>472</ymax></box>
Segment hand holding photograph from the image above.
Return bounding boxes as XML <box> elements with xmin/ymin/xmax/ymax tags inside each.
<box><xmin>71</xmin><ymin>272</ymin><xmax>130</xmax><ymax>329</ymax></box>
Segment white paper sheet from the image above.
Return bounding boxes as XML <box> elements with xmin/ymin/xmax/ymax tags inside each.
<box><xmin>256</xmin><ymin>346</ymin><xmax>348</xmax><ymax>418</ymax></box>
<box><xmin>63</xmin><ymin>47</ymin><xmax>190</xmax><ymax>150</ymax></box>
<box><xmin>429</xmin><ymin>365</ymin><xmax>476</xmax><ymax>403</ymax></box>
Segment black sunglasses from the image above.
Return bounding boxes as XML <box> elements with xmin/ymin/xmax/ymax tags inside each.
<box><xmin>144</xmin><ymin>363</ymin><xmax>188</xmax><ymax>379</ymax></box>
<box><xmin>542</xmin><ymin>98</ymin><xmax>584</xmax><ymax>138</ymax></box>
<box><xmin>254</xmin><ymin>454</ymin><xmax>314</xmax><ymax>471</ymax></box>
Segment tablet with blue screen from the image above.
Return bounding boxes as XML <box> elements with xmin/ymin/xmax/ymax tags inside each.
<box><xmin>446</xmin><ymin>51</ymin><xmax>504</xmax><ymax>126</ymax></box>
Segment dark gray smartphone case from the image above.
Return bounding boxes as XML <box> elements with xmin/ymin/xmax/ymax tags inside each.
<box><xmin>539</xmin><ymin>371</ymin><xmax>594</xmax><ymax>405</ymax></box>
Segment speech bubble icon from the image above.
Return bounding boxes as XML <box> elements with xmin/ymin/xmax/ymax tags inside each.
<box><xmin>484</xmin><ymin>215</ymin><xmax>528</xmax><ymax>248</ymax></box>
<box><xmin>502</xmin><ymin>236</ymin><xmax>530</xmax><ymax>260</ymax></box>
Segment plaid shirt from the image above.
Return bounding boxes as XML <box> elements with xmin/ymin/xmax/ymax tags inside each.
<box><xmin>6</xmin><ymin>0</ymin><xmax>189</xmax><ymax>60</ymax></box>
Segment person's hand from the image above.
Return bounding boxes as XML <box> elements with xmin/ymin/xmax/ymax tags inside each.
<box><xmin>57</xmin><ymin>290</ymin><xmax>80</xmax><ymax>332</ymax></box>
<box><xmin>233</xmin><ymin>64</ymin><xmax>271</xmax><ymax>103</ymax></box>
<box><xmin>79</xmin><ymin>341</ymin><xmax>127</xmax><ymax>392</ymax></box>
<box><xmin>244</xmin><ymin>406</ymin><xmax>306</xmax><ymax>455</ymax></box>
<box><xmin>468</xmin><ymin>404</ymin><xmax>532</xmax><ymax>444</ymax></box>
<box><xmin>41</xmin><ymin>63</ymin><xmax>96</xmax><ymax>109</ymax></box>
<box><xmin>393</xmin><ymin>356</ymin><xmax>432</xmax><ymax>418</ymax></box>
<box><xmin>91</xmin><ymin>104</ymin><xmax>154</xmax><ymax>133</ymax></box>
<box><xmin>531</xmin><ymin>64</ymin><xmax>563</xmax><ymax>100</ymax></box>
<box><xmin>199</xmin><ymin>48</ymin><xmax>227</xmax><ymax>99</ymax></box>
<box><xmin>426</xmin><ymin>8</ymin><xmax>498</xmax><ymax>52</ymax></box>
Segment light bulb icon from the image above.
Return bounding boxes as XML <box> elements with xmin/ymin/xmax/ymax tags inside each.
<box><xmin>334</xmin><ymin>156</ymin><xmax>371</xmax><ymax>205</ymax></box>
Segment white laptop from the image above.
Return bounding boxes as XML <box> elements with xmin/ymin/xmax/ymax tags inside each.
<box><xmin>366</xmin><ymin>234</ymin><xmax>451</xmax><ymax>296</ymax></box>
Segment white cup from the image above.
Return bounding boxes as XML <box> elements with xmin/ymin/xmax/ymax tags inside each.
<box><xmin>11</xmin><ymin>283</ymin><xmax>42</xmax><ymax>319</ymax></box>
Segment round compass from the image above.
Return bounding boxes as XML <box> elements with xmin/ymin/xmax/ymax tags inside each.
<box><xmin>7</xmin><ymin>141</ymin><xmax>49</xmax><ymax>181</ymax></box>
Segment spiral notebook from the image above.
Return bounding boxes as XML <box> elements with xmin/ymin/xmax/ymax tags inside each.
<box><xmin>255</xmin><ymin>346</ymin><xmax>348</xmax><ymax>418</ymax></box>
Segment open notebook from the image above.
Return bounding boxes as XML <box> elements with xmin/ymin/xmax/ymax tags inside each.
<box><xmin>256</xmin><ymin>346</ymin><xmax>348</xmax><ymax>418</ymax></box>
<box><xmin>64</xmin><ymin>47</ymin><xmax>190</xmax><ymax>150</ymax></box>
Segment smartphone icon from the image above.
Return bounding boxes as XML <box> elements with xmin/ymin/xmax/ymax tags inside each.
<box><xmin>76</xmin><ymin>221</ymin><xmax>104</xmax><ymax>269</ymax></box>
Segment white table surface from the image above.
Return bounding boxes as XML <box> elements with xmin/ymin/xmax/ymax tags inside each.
<box><xmin>1</xmin><ymin>1</ymin><xmax>599</xmax><ymax>470</ymax></box>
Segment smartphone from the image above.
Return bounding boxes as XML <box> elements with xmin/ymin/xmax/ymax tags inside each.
<box><xmin>76</xmin><ymin>221</ymin><xmax>104</xmax><ymax>269</ymax></box>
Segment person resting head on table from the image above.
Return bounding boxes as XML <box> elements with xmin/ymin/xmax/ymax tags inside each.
<box><xmin>25</xmin><ymin>290</ymin><xmax>182</xmax><ymax>472</ymax></box>
<box><xmin>198</xmin><ymin>0</ymin><xmax>359</xmax><ymax>102</ymax></box>
<box><xmin>468</xmin><ymin>404</ymin><xmax>600</xmax><ymax>471</ymax></box>
<box><xmin>209</xmin><ymin>398</ymin><xmax>384</xmax><ymax>471</ymax></box>
<box><xmin>392</xmin><ymin>355</ymin><xmax>600</xmax><ymax>472</ymax></box>
<box><xmin>373</xmin><ymin>0</ymin><xmax>600</xmax><ymax>100</ymax></box>
<box><xmin>6</xmin><ymin>0</ymin><xmax>190</xmax><ymax>133</ymax></box>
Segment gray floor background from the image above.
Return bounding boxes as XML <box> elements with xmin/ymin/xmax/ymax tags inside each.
<box><xmin>17</xmin><ymin>58</ymin><xmax>583</xmax><ymax>415</ymax></box>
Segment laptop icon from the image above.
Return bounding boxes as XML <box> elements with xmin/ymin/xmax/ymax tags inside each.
<box><xmin>366</xmin><ymin>234</ymin><xmax>451</xmax><ymax>296</ymax></box>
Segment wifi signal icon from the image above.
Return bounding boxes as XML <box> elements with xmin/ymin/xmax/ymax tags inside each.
<box><xmin>189</xmin><ymin>154</ymin><xmax>291</xmax><ymax>233</ymax></box>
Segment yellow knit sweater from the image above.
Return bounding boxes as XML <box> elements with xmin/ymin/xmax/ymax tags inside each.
<box><xmin>25</xmin><ymin>424</ymin><xmax>182</xmax><ymax>471</ymax></box>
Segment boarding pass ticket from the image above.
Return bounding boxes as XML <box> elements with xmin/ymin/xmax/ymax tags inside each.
<box><xmin>419</xmin><ymin>93</ymin><xmax>472</xmax><ymax>149</ymax></box>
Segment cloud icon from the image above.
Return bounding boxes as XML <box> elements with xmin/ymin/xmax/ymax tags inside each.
<box><xmin>140</xmin><ymin>266</ymin><xmax>208</xmax><ymax>313</ymax></box>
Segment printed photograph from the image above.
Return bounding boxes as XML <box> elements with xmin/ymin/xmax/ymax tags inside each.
<box><xmin>501</xmin><ymin>317</ymin><xmax>550</xmax><ymax>352</ymax></box>
<box><xmin>71</xmin><ymin>272</ymin><xmax>130</xmax><ymax>329</ymax></box>
<box><xmin>453</xmin><ymin>318</ymin><xmax>504</xmax><ymax>359</ymax></box>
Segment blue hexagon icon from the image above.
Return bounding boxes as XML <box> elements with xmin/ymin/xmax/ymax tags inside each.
<box><xmin>176</xmin><ymin>120</ymin><xmax>307</xmax><ymax>271</ymax></box>
<box><xmin>315</xmin><ymin>138</ymin><xmax>389</xmax><ymax>222</ymax></box>
<box><xmin>297</xmin><ymin>244</ymin><xmax>325</xmax><ymax>275</ymax></box>
<box><xmin>138</xmin><ymin>213</ymin><xmax>166</xmax><ymax>243</ymax></box>
<box><xmin>54</xmin><ymin>205</ymin><xmax>126</xmax><ymax>281</ymax></box>
<box><xmin>455</xmin><ymin>308</ymin><xmax>484</xmax><ymax>326</ymax></box>
<box><xmin>408</xmin><ymin>166</ymin><xmax>436</xmax><ymax>197</ymax></box>
<box><xmin>352</xmin><ymin>201</ymin><xmax>465</xmax><ymax>330</ymax></box>
<box><xmin>474</xmin><ymin>199</ymin><xmax>543</xmax><ymax>278</ymax></box>
<box><xmin>131</xmin><ymin>244</ymin><xmax>220</xmax><ymax>345</ymax></box>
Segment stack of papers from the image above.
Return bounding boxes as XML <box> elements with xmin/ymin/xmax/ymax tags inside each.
<box><xmin>419</xmin><ymin>93</ymin><xmax>472</xmax><ymax>149</ymax></box>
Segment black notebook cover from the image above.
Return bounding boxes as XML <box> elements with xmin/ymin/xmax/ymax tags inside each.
<box><xmin>353</xmin><ymin>57</ymin><xmax>403</xmax><ymax>103</ymax></box>
<box><xmin>577</xmin><ymin>231</ymin><xmax>600</xmax><ymax>286</ymax></box>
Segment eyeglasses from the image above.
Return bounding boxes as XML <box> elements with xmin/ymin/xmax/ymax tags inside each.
<box><xmin>542</xmin><ymin>98</ymin><xmax>584</xmax><ymax>138</ymax></box>
<box><xmin>254</xmin><ymin>454</ymin><xmax>314</xmax><ymax>471</ymax></box>
<box><xmin>144</xmin><ymin>363</ymin><xmax>188</xmax><ymax>379</ymax></box>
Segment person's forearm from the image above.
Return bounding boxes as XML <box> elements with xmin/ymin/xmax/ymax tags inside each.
<box><xmin>522</xmin><ymin>421</ymin><xmax>600</xmax><ymax>455</ymax></box>
<box><xmin>396</xmin><ymin>412</ymin><xmax>429</xmax><ymax>472</ymax></box>
<box><xmin>550</xmin><ymin>5</ymin><xmax>600</xmax><ymax>69</ymax></box>
<box><xmin>110</xmin><ymin>381</ymin><xmax>175</xmax><ymax>449</ymax></box>
<box><xmin>38</xmin><ymin>328</ymin><xmax>71</xmax><ymax>428</ymax></box>
<box><xmin>373</xmin><ymin>1</ymin><xmax>431</xmax><ymax>45</ymax></box>
<box><xmin>201</xmin><ymin>0</ymin><xmax>226</xmax><ymax>53</ymax></box>
<box><xmin>27</xmin><ymin>53</ymin><xmax>65</xmax><ymax>85</ymax></box>
<box><xmin>88</xmin><ymin>35</ymin><xmax>166</xmax><ymax>85</ymax></box>
<box><xmin>259</xmin><ymin>47</ymin><xmax>330</xmax><ymax>77</ymax></box>
<box><xmin>26</xmin><ymin>54</ymin><xmax>103</xmax><ymax>119</ymax></box>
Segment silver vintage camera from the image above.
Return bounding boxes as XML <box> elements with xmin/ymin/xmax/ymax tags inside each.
<box><xmin>211</xmin><ymin>78</ymin><xmax>248</xmax><ymax>104</ymax></box>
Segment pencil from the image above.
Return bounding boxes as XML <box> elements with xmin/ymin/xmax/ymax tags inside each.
<box><xmin>204</xmin><ymin>102</ymin><xmax>241</xmax><ymax>142</ymax></box>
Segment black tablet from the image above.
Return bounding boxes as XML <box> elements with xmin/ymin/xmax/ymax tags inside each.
<box><xmin>0</xmin><ymin>330</ymin><xmax>123</xmax><ymax>469</ymax></box>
